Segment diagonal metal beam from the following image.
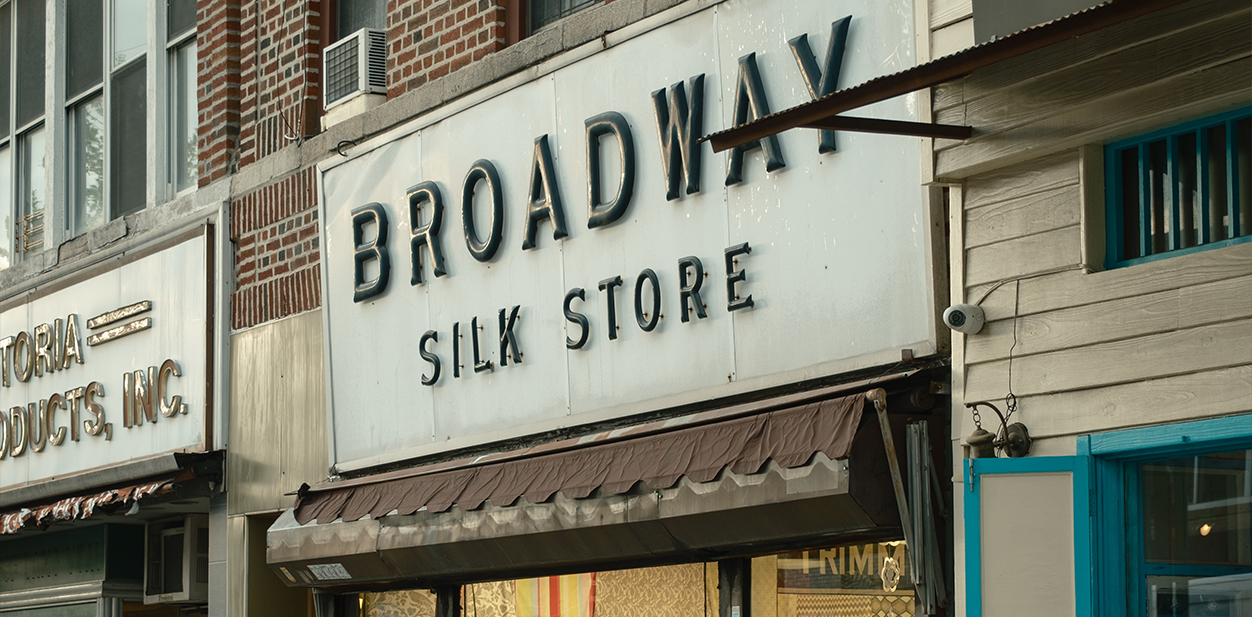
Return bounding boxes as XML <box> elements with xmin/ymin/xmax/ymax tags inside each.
<box><xmin>802</xmin><ymin>115</ymin><xmax>973</xmax><ymax>140</ymax></box>
<box><xmin>702</xmin><ymin>0</ymin><xmax>1195</xmax><ymax>153</ymax></box>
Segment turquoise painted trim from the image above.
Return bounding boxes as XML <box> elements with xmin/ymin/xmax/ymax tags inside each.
<box><xmin>1085</xmin><ymin>416</ymin><xmax>1252</xmax><ymax>617</ymax></box>
<box><xmin>1087</xmin><ymin>413</ymin><xmax>1252</xmax><ymax>459</ymax></box>
<box><xmin>1104</xmin><ymin>105</ymin><xmax>1252</xmax><ymax>269</ymax></box>
<box><xmin>963</xmin><ymin>455</ymin><xmax>1093</xmax><ymax>617</ymax></box>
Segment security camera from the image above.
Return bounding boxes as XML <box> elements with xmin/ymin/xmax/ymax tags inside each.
<box><xmin>943</xmin><ymin>303</ymin><xmax>985</xmax><ymax>335</ymax></box>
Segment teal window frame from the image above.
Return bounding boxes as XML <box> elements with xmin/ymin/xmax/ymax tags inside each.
<box><xmin>1081</xmin><ymin>414</ymin><xmax>1252</xmax><ymax>617</ymax></box>
<box><xmin>963</xmin><ymin>455</ymin><xmax>1094</xmax><ymax>617</ymax></box>
<box><xmin>1104</xmin><ymin>106</ymin><xmax>1251</xmax><ymax>269</ymax></box>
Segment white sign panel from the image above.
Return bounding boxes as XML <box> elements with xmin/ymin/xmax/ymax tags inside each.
<box><xmin>322</xmin><ymin>0</ymin><xmax>934</xmax><ymax>469</ymax></box>
<box><xmin>0</xmin><ymin>233</ymin><xmax>211</xmax><ymax>489</ymax></box>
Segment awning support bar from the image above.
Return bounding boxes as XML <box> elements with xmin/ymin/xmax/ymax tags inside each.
<box><xmin>867</xmin><ymin>389</ymin><xmax>919</xmax><ymax>584</ymax></box>
<box><xmin>800</xmin><ymin>116</ymin><xmax>973</xmax><ymax>141</ymax></box>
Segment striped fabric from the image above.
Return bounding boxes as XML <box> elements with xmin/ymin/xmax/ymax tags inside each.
<box><xmin>515</xmin><ymin>573</ymin><xmax>596</xmax><ymax>617</ymax></box>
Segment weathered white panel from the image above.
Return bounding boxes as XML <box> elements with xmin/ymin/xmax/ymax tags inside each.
<box><xmin>980</xmin><ymin>472</ymin><xmax>1075</xmax><ymax>617</ymax></box>
<box><xmin>0</xmin><ymin>234</ymin><xmax>210</xmax><ymax>489</ymax></box>
<box><xmin>320</xmin><ymin>0</ymin><xmax>931</xmax><ymax>469</ymax></box>
<box><xmin>965</xmin><ymin>319</ymin><xmax>1252</xmax><ymax>402</ymax></box>
<box><xmin>715</xmin><ymin>0</ymin><xmax>931</xmax><ymax>385</ymax></box>
<box><xmin>229</xmin><ymin>310</ymin><xmax>327</xmax><ymax>515</ymax></box>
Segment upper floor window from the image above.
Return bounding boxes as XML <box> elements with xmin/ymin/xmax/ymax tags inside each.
<box><xmin>0</xmin><ymin>0</ymin><xmax>47</xmax><ymax>264</ymax></box>
<box><xmin>1105</xmin><ymin>107</ymin><xmax>1251</xmax><ymax>268</ymax></box>
<box><xmin>0</xmin><ymin>0</ymin><xmax>194</xmax><ymax>271</ymax></box>
<box><xmin>337</xmin><ymin>0</ymin><xmax>385</xmax><ymax>41</ymax></box>
<box><xmin>66</xmin><ymin>0</ymin><xmax>149</xmax><ymax>240</ymax></box>
<box><xmin>529</xmin><ymin>0</ymin><xmax>597</xmax><ymax>33</ymax></box>
<box><xmin>168</xmin><ymin>0</ymin><xmax>197</xmax><ymax>195</ymax></box>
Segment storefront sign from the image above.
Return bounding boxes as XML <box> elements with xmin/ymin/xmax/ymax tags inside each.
<box><xmin>321</xmin><ymin>0</ymin><xmax>935</xmax><ymax>468</ymax></box>
<box><xmin>0</xmin><ymin>234</ymin><xmax>211</xmax><ymax>489</ymax></box>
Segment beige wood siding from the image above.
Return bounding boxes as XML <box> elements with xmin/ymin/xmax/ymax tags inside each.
<box><xmin>954</xmin><ymin>149</ymin><xmax>1252</xmax><ymax>441</ymax></box>
<box><xmin>935</xmin><ymin>0</ymin><xmax>1251</xmax><ymax>179</ymax></box>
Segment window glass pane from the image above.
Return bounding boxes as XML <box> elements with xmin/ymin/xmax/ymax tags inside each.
<box><xmin>167</xmin><ymin>0</ymin><xmax>196</xmax><ymax>41</ymax></box>
<box><xmin>110</xmin><ymin>59</ymin><xmax>146</xmax><ymax>218</ymax></box>
<box><xmin>1238</xmin><ymin>118</ymin><xmax>1250</xmax><ymax>238</ymax></box>
<box><xmin>172</xmin><ymin>40</ymin><xmax>197</xmax><ymax>192</ymax></box>
<box><xmin>1119</xmin><ymin>148</ymin><xmax>1141</xmax><ymax>260</ymax></box>
<box><xmin>112</xmin><ymin>0</ymin><xmax>147</xmax><ymax>68</ymax></box>
<box><xmin>0</xmin><ymin>145</ymin><xmax>11</xmax><ymax>269</ymax></box>
<box><xmin>1177</xmin><ymin>132</ymin><xmax>1199</xmax><ymax>249</ymax></box>
<box><xmin>530</xmin><ymin>0</ymin><xmax>596</xmax><ymax>33</ymax></box>
<box><xmin>1142</xmin><ymin>450</ymin><xmax>1251</xmax><ymax>567</ymax></box>
<box><xmin>1140</xmin><ymin>449</ymin><xmax>1252</xmax><ymax>617</ymax></box>
<box><xmin>71</xmin><ymin>95</ymin><xmax>105</xmax><ymax>235</ymax></box>
<box><xmin>0</xmin><ymin>3</ymin><xmax>11</xmax><ymax>141</ymax></box>
<box><xmin>66</xmin><ymin>0</ymin><xmax>104</xmax><ymax>100</ymax></box>
<box><xmin>18</xmin><ymin>125</ymin><xmax>45</xmax><ymax>254</ymax></box>
<box><xmin>14</xmin><ymin>0</ymin><xmax>46</xmax><ymax>128</ymax></box>
<box><xmin>1206</xmin><ymin>125</ymin><xmax>1229</xmax><ymax>242</ymax></box>
<box><xmin>338</xmin><ymin>0</ymin><xmax>385</xmax><ymax>39</ymax></box>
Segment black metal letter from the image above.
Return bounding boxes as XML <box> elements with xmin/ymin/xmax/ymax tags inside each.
<box><xmin>498</xmin><ymin>306</ymin><xmax>522</xmax><ymax>366</ymax></box>
<box><xmin>408</xmin><ymin>181</ymin><xmax>448</xmax><ymax>285</ymax></box>
<box><xmin>598</xmin><ymin>276</ymin><xmax>623</xmax><ymax>341</ymax></box>
<box><xmin>678</xmin><ymin>256</ymin><xmax>707</xmax><ymax>323</ymax></box>
<box><xmin>634</xmin><ymin>269</ymin><xmax>661</xmax><ymax>332</ymax></box>
<box><xmin>726</xmin><ymin>53</ymin><xmax>786</xmax><ymax>185</ymax></box>
<box><xmin>725</xmin><ymin>242</ymin><xmax>755</xmax><ymax>311</ymax></box>
<box><xmin>462</xmin><ymin>160</ymin><xmax>504</xmax><ymax>262</ymax></box>
<box><xmin>419</xmin><ymin>330</ymin><xmax>441</xmax><ymax>386</ymax></box>
<box><xmin>522</xmin><ymin>135</ymin><xmax>568</xmax><ymax>250</ymax></box>
<box><xmin>651</xmin><ymin>74</ymin><xmax>705</xmax><ymax>200</ymax></box>
<box><xmin>452</xmin><ymin>322</ymin><xmax>462</xmax><ymax>378</ymax></box>
<box><xmin>471</xmin><ymin>316</ymin><xmax>493</xmax><ymax>373</ymax></box>
<box><xmin>586</xmin><ymin>112</ymin><xmax>635</xmax><ymax>229</ymax></box>
<box><xmin>351</xmin><ymin>203</ymin><xmax>390</xmax><ymax>303</ymax></box>
<box><xmin>789</xmin><ymin>16</ymin><xmax>851</xmax><ymax>153</ymax></box>
<box><xmin>563</xmin><ymin>288</ymin><xmax>590</xmax><ymax>350</ymax></box>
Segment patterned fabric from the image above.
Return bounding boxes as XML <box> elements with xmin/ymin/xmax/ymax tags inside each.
<box><xmin>595</xmin><ymin>563</ymin><xmax>707</xmax><ymax>617</ymax></box>
<box><xmin>0</xmin><ymin>473</ymin><xmax>180</xmax><ymax>534</ymax></box>
<box><xmin>466</xmin><ymin>580</ymin><xmax>518</xmax><ymax>617</ymax></box>
<box><xmin>362</xmin><ymin>589</ymin><xmax>436</xmax><ymax>617</ymax></box>
<box><xmin>515</xmin><ymin>574</ymin><xmax>596</xmax><ymax>617</ymax></box>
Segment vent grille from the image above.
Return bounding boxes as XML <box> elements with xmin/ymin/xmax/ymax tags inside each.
<box><xmin>324</xmin><ymin>29</ymin><xmax>388</xmax><ymax>110</ymax></box>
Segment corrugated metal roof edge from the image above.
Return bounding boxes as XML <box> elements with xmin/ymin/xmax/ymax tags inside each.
<box><xmin>704</xmin><ymin>0</ymin><xmax>1197</xmax><ymax>152</ymax></box>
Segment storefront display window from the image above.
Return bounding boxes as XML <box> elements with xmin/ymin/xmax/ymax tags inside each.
<box><xmin>359</xmin><ymin>541</ymin><xmax>914</xmax><ymax>617</ymax></box>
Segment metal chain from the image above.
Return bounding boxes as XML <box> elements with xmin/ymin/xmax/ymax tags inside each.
<box><xmin>971</xmin><ymin>406</ymin><xmax>982</xmax><ymax>430</ymax></box>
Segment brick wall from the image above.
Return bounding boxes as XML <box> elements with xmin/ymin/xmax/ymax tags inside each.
<box><xmin>198</xmin><ymin>0</ymin><xmax>242</xmax><ymax>186</ymax></box>
<box><xmin>230</xmin><ymin>168</ymin><xmax>322</xmax><ymax>330</ymax></box>
<box><xmin>239</xmin><ymin>1</ymin><xmax>323</xmax><ymax>165</ymax></box>
<box><xmin>387</xmin><ymin>0</ymin><xmax>508</xmax><ymax>97</ymax></box>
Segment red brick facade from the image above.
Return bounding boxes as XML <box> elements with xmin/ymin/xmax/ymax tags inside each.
<box><xmin>210</xmin><ymin>0</ymin><xmax>610</xmax><ymax>329</ymax></box>
<box><xmin>387</xmin><ymin>0</ymin><xmax>507</xmax><ymax>97</ymax></box>
<box><xmin>230</xmin><ymin>168</ymin><xmax>322</xmax><ymax>330</ymax></box>
<box><xmin>197</xmin><ymin>0</ymin><xmax>242</xmax><ymax>186</ymax></box>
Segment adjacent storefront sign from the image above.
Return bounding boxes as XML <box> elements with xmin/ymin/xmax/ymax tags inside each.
<box><xmin>0</xmin><ymin>233</ymin><xmax>211</xmax><ymax>489</ymax></box>
<box><xmin>321</xmin><ymin>0</ymin><xmax>934</xmax><ymax>468</ymax></box>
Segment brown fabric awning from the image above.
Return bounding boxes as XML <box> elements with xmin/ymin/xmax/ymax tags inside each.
<box><xmin>0</xmin><ymin>468</ymin><xmax>192</xmax><ymax>534</ymax></box>
<box><xmin>295</xmin><ymin>393</ymin><xmax>866</xmax><ymax>525</ymax></box>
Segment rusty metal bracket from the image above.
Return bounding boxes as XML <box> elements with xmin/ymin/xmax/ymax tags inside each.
<box><xmin>866</xmin><ymin>389</ymin><xmax>917</xmax><ymax>574</ymax></box>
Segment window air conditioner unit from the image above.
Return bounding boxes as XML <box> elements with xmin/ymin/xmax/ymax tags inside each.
<box><xmin>144</xmin><ymin>514</ymin><xmax>210</xmax><ymax>604</ymax></box>
<box><xmin>324</xmin><ymin>28</ymin><xmax>387</xmax><ymax>110</ymax></box>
